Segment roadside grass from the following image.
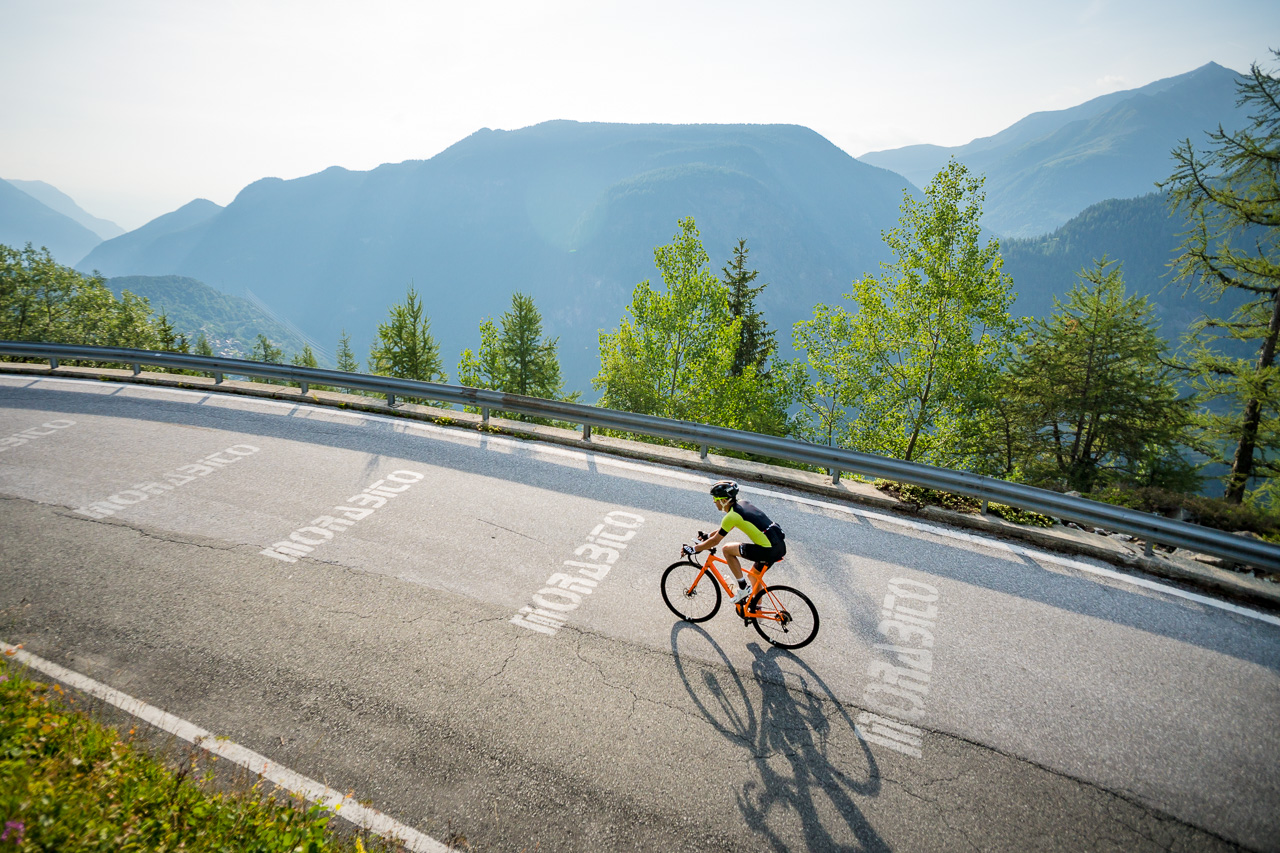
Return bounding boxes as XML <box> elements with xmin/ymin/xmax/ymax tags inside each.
<box><xmin>0</xmin><ymin>663</ymin><xmax>399</xmax><ymax>852</ymax></box>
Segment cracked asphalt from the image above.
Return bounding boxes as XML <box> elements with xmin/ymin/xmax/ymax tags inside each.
<box><xmin>2</xmin><ymin>375</ymin><xmax>1278</xmax><ymax>852</ymax></box>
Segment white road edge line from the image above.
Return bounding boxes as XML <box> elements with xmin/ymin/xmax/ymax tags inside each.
<box><xmin>17</xmin><ymin>376</ymin><xmax>1280</xmax><ymax>626</ymax></box>
<box><xmin>1</xmin><ymin>641</ymin><xmax>450</xmax><ymax>853</ymax></box>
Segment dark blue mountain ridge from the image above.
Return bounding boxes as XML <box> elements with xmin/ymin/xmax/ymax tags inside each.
<box><xmin>860</xmin><ymin>62</ymin><xmax>1249</xmax><ymax>237</ymax></box>
<box><xmin>79</xmin><ymin>122</ymin><xmax>912</xmax><ymax>394</ymax></box>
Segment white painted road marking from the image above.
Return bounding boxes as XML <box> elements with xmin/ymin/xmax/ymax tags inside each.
<box><xmin>856</xmin><ymin>577</ymin><xmax>943</xmax><ymax>759</ymax></box>
<box><xmin>1</xmin><ymin>641</ymin><xmax>449</xmax><ymax>853</ymax></box>
<box><xmin>512</xmin><ymin>510</ymin><xmax>645</xmax><ymax>635</ymax></box>
<box><xmin>75</xmin><ymin>444</ymin><xmax>262</xmax><ymax>519</ymax></box>
<box><xmin>13</xmin><ymin>376</ymin><xmax>1278</xmax><ymax>626</ymax></box>
<box><xmin>260</xmin><ymin>470</ymin><xmax>425</xmax><ymax>563</ymax></box>
<box><xmin>0</xmin><ymin>418</ymin><xmax>75</xmax><ymax>452</ymax></box>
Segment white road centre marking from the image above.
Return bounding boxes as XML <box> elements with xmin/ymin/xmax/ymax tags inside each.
<box><xmin>1</xmin><ymin>641</ymin><xmax>449</xmax><ymax>853</ymax></box>
<box><xmin>0</xmin><ymin>418</ymin><xmax>75</xmax><ymax>452</ymax></box>
<box><xmin>75</xmin><ymin>445</ymin><xmax>261</xmax><ymax>519</ymax></box>
<box><xmin>260</xmin><ymin>470</ymin><xmax>425</xmax><ymax>563</ymax></box>
<box><xmin>16</xmin><ymin>377</ymin><xmax>1278</xmax><ymax>626</ymax></box>
<box><xmin>512</xmin><ymin>510</ymin><xmax>646</xmax><ymax>635</ymax></box>
<box><xmin>855</xmin><ymin>577</ymin><xmax>944</xmax><ymax>759</ymax></box>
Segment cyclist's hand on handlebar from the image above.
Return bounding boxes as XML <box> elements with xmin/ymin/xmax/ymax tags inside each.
<box><xmin>682</xmin><ymin>544</ymin><xmax>695</xmax><ymax>556</ymax></box>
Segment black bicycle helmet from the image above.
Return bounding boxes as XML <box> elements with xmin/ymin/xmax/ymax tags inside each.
<box><xmin>710</xmin><ymin>480</ymin><xmax>739</xmax><ymax>500</ymax></box>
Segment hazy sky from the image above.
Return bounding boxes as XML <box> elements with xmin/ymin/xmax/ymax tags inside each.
<box><xmin>3</xmin><ymin>0</ymin><xmax>1276</xmax><ymax>230</ymax></box>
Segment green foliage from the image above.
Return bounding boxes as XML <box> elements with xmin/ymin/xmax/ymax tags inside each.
<box><xmin>794</xmin><ymin>160</ymin><xmax>1019</xmax><ymax>464</ymax></box>
<box><xmin>594</xmin><ymin>218</ymin><xmax>797</xmax><ymax>439</ymax></box>
<box><xmin>1163</xmin><ymin>51</ymin><xmax>1280</xmax><ymax>504</ymax></box>
<box><xmin>792</xmin><ymin>303</ymin><xmax>853</xmax><ymax>447</ymax></box>
<box><xmin>998</xmin><ymin>258</ymin><xmax>1200</xmax><ymax>493</ymax></box>
<box><xmin>105</xmin><ymin>275</ymin><xmax>315</xmax><ymax>361</ymax></box>
<box><xmin>336</xmin><ymin>330</ymin><xmax>360</xmax><ymax>373</ymax></box>
<box><xmin>0</xmin><ymin>243</ymin><xmax>163</xmax><ymax>357</ymax></box>
<box><xmin>721</xmin><ymin>239</ymin><xmax>776</xmax><ymax>377</ymax></box>
<box><xmin>194</xmin><ymin>333</ymin><xmax>214</xmax><ymax>358</ymax></box>
<box><xmin>872</xmin><ymin>479</ymin><xmax>1054</xmax><ymax>527</ymax></box>
<box><xmin>369</xmin><ymin>285</ymin><xmax>446</xmax><ymax>406</ymax></box>
<box><xmin>291</xmin><ymin>344</ymin><xmax>318</xmax><ymax>369</ymax></box>
<box><xmin>458</xmin><ymin>293</ymin><xmax>577</xmax><ymax>422</ymax></box>
<box><xmin>248</xmin><ymin>334</ymin><xmax>285</xmax><ymax>384</ymax></box>
<box><xmin>0</xmin><ymin>667</ymin><xmax>373</xmax><ymax>852</ymax></box>
<box><xmin>1092</xmin><ymin>483</ymin><xmax>1280</xmax><ymax>539</ymax></box>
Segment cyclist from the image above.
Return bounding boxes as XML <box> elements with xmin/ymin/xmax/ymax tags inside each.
<box><xmin>684</xmin><ymin>480</ymin><xmax>786</xmax><ymax>604</ymax></box>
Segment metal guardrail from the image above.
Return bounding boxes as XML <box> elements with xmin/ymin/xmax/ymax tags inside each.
<box><xmin>3</xmin><ymin>340</ymin><xmax>1279</xmax><ymax>572</ymax></box>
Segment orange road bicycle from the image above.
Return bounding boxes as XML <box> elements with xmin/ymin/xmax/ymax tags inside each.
<box><xmin>660</xmin><ymin>532</ymin><xmax>820</xmax><ymax>650</ymax></box>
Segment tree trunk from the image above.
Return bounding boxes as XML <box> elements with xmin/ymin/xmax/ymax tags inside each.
<box><xmin>1224</xmin><ymin>289</ymin><xmax>1280</xmax><ymax>502</ymax></box>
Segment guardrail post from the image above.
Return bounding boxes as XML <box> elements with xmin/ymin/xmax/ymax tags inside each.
<box><xmin>213</xmin><ymin>372</ymin><xmax>223</xmax><ymax>384</ymax></box>
<box><xmin>582</xmin><ymin>423</ymin><xmax>592</xmax><ymax>441</ymax></box>
<box><xmin>387</xmin><ymin>393</ymin><xmax>397</xmax><ymax>408</ymax></box>
<box><xmin>981</xmin><ymin>499</ymin><xmax>989</xmax><ymax>515</ymax></box>
<box><xmin>481</xmin><ymin>406</ymin><xmax>489</xmax><ymax>426</ymax></box>
<box><xmin>831</xmin><ymin>468</ymin><xmax>841</xmax><ymax>485</ymax></box>
<box><xmin>49</xmin><ymin>357</ymin><xmax>58</xmax><ymax>369</ymax></box>
<box><xmin>132</xmin><ymin>363</ymin><xmax>141</xmax><ymax>376</ymax></box>
<box><xmin>700</xmin><ymin>444</ymin><xmax>708</xmax><ymax>461</ymax></box>
<box><xmin>1144</xmin><ymin>540</ymin><xmax>1154</xmax><ymax>557</ymax></box>
<box><xmin>300</xmin><ymin>381</ymin><xmax>309</xmax><ymax>395</ymax></box>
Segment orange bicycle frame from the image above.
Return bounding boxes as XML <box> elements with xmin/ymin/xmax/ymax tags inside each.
<box><xmin>690</xmin><ymin>551</ymin><xmax>789</xmax><ymax>623</ymax></box>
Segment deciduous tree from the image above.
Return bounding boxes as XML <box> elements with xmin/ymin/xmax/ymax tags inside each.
<box><xmin>794</xmin><ymin>160</ymin><xmax>1019</xmax><ymax>464</ymax></box>
<box><xmin>595</xmin><ymin>218</ymin><xmax>795</xmax><ymax>435</ymax></box>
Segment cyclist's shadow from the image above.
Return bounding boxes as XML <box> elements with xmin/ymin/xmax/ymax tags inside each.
<box><xmin>669</xmin><ymin>622</ymin><xmax>888</xmax><ymax>853</ymax></box>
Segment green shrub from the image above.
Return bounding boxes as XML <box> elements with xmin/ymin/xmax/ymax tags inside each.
<box><xmin>873</xmin><ymin>480</ymin><xmax>1055</xmax><ymax>527</ymax></box>
<box><xmin>1091</xmin><ymin>484</ymin><xmax>1280</xmax><ymax>538</ymax></box>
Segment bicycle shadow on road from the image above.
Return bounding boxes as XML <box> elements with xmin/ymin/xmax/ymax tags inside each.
<box><xmin>669</xmin><ymin>621</ymin><xmax>889</xmax><ymax>853</ymax></box>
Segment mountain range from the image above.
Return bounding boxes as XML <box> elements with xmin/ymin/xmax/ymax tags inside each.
<box><xmin>78</xmin><ymin>122</ymin><xmax>912</xmax><ymax>391</ymax></box>
<box><xmin>0</xmin><ymin>61</ymin><xmax>1256</xmax><ymax>394</ymax></box>
<box><xmin>0</xmin><ymin>179</ymin><xmax>104</xmax><ymax>265</ymax></box>
<box><xmin>860</xmin><ymin>62</ymin><xmax>1248</xmax><ymax>237</ymax></box>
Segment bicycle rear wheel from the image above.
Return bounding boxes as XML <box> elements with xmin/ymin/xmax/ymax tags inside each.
<box><xmin>661</xmin><ymin>560</ymin><xmax>721</xmax><ymax>623</ymax></box>
<box><xmin>750</xmin><ymin>585</ymin><xmax>819</xmax><ymax>649</ymax></box>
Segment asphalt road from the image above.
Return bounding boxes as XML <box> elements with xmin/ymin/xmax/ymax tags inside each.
<box><xmin>2</xmin><ymin>375</ymin><xmax>1278</xmax><ymax>852</ymax></box>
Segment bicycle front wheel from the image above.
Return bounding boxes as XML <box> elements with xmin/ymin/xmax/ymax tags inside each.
<box><xmin>750</xmin><ymin>585</ymin><xmax>819</xmax><ymax>649</ymax></box>
<box><xmin>661</xmin><ymin>560</ymin><xmax>721</xmax><ymax>623</ymax></box>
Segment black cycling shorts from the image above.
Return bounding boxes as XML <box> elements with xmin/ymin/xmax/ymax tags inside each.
<box><xmin>740</xmin><ymin>537</ymin><xmax>786</xmax><ymax>567</ymax></box>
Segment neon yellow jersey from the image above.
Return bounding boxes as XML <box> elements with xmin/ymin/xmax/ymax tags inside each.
<box><xmin>718</xmin><ymin>500</ymin><xmax>774</xmax><ymax>547</ymax></box>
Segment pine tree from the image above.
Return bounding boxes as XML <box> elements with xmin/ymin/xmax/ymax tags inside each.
<box><xmin>499</xmin><ymin>293</ymin><xmax>566</xmax><ymax>399</ymax></box>
<box><xmin>721</xmin><ymin>239</ymin><xmax>776</xmax><ymax>377</ymax></box>
<box><xmin>1006</xmin><ymin>258</ymin><xmax>1198</xmax><ymax>492</ymax></box>
<box><xmin>1162</xmin><ymin>51</ymin><xmax>1280</xmax><ymax>504</ymax></box>
<box><xmin>194</xmin><ymin>333</ymin><xmax>214</xmax><ymax>357</ymax></box>
<box><xmin>251</xmin><ymin>334</ymin><xmax>283</xmax><ymax>364</ymax></box>
<box><xmin>369</xmin><ymin>286</ymin><xmax>445</xmax><ymax>383</ymax></box>
<box><xmin>370</xmin><ymin>286</ymin><xmax>446</xmax><ymax>404</ymax></box>
<box><xmin>459</xmin><ymin>293</ymin><xmax>575</xmax><ymax>421</ymax></box>
<box><xmin>336</xmin><ymin>330</ymin><xmax>360</xmax><ymax>372</ymax></box>
<box><xmin>155</xmin><ymin>314</ymin><xmax>179</xmax><ymax>350</ymax></box>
